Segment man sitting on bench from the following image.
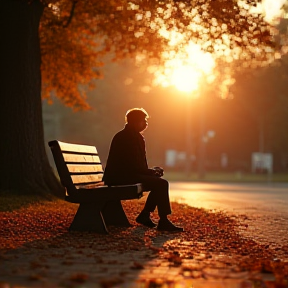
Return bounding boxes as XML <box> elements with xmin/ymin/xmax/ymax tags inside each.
<box><xmin>103</xmin><ymin>108</ymin><xmax>183</xmax><ymax>232</ymax></box>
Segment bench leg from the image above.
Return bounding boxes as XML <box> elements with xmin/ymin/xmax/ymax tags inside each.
<box><xmin>102</xmin><ymin>200</ymin><xmax>131</xmax><ymax>227</ymax></box>
<box><xmin>69</xmin><ymin>203</ymin><xmax>108</xmax><ymax>234</ymax></box>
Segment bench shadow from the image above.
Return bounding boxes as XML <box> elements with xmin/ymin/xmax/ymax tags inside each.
<box><xmin>0</xmin><ymin>223</ymin><xmax>181</xmax><ymax>287</ymax></box>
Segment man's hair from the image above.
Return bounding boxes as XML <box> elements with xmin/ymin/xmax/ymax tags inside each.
<box><xmin>125</xmin><ymin>108</ymin><xmax>149</xmax><ymax>124</ymax></box>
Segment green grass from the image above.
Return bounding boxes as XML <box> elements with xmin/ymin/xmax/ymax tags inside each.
<box><xmin>164</xmin><ymin>171</ymin><xmax>288</xmax><ymax>183</ymax></box>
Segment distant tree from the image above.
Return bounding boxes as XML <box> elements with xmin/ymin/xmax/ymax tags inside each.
<box><xmin>231</xmin><ymin>59</ymin><xmax>288</xmax><ymax>170</ymax></box>
<box><xmin>0</xmin><ymin>0</ymin><xmax>283</xmax><ymax>197</ymax></box>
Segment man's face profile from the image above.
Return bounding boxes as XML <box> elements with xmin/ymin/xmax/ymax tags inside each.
<box><xmin>135</xmin><ymin>117</ymin><xmax>148</xmax><ymax>133</ymax></box>
<box><xmin>140</xmin><ymin>117</ymin><xmax>148</xmax><ymax>132</ymax></box>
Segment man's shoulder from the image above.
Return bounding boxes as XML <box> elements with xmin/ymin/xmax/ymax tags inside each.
<box><xmin>112</xmin><ymin>125</ymin><xmax>142</xmax><ymax>143</ymax></box>
<box><xmin>112</xmin><ymin>128</ymin><xmax>130</xmax><ymax>141</ymax></box>
<box><xmin>114</xmin><ymin>128</ymin><xmax>126</xmax><ymax>137</ymax></box>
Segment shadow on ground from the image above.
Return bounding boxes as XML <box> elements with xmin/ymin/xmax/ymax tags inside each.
<box><xmin>0</xmin><ymin>197</ymin><xmax>288</xmax><ymax>287</ymax></box>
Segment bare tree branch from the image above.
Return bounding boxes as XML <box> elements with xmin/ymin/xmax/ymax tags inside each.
<box><xmin>63</xmin><ymin>0</ymin><xmax>77</xmax><ymax>28</ymax></box>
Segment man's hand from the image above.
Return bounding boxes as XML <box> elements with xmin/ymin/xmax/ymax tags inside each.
<box><xmin>153</xmin><ymin>166</ymin><xmax>164</xmax><ymax>177</ymax></box>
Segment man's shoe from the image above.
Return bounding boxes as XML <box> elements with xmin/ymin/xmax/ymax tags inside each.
<box><xmin>157</xmin><ymin>219</ymin><xmax>184</xmax><ymax>232</ymax></box>
<box><xmin>136</xmin><ymin>211</ymin><xmax>157</xmax><ymax>228</ymax></box>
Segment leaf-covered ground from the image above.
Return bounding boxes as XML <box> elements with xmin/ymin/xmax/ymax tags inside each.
<box><xmin>0</xmin><ymin>196</ymin><xmax>287</xmax><ymax>287</ymax></box>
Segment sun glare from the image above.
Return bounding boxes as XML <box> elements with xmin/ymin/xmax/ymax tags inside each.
<box><xmin>152</xmin><ymin>41</ymin><xmax>216</xmax><ymax>94</ymax></box>
<box><xmin>140</xmin><ymin>0</ymin><xmax>288</xmax><ymax>97</ymax></box>
<box><xmin>171</xmin><ymin>66</ymin><xmax>200</xmax><ymax>93</ymax></box>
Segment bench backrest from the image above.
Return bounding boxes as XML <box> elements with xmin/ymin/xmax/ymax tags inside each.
<box><xmin>48</xmin><ymin>140</ymin><xmax>104</xmax><ymax>194</ymax></box>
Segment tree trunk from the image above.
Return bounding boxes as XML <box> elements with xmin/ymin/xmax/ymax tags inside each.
<box><xmin>0</xmin><ymin>0</ymin><xmax>64</xmax><ymax>198</ymax></box>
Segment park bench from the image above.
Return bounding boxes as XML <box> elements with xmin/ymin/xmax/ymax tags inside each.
<box><xmin>48</xmin><ymin>140</ymin><xmax>146</xmax><ymax>234</ymax></box>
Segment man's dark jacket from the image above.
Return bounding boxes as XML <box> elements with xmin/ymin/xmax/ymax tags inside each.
<box><xmin>103</xmin><ymin>124</ymin><xmax>153</xmax><ymax>185</ymax></box>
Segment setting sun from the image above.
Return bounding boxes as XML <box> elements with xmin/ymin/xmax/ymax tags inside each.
<box><xmin>152</xmin><ymin>41</ymin><xmax>216</xmax><ymax>93</ymax></box>
<box><xmin>171</xmin><ymin>66</ymin><xmax>200</xmax><ymax>93</ymax></box>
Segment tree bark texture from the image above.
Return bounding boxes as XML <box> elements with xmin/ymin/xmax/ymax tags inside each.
<box><xmin>0</xmin><ymin>0</ymin><xmax>64</xmax><ymax>197</ymax></box>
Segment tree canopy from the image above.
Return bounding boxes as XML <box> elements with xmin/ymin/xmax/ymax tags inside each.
<box><xmin>39</xmin><ymin>0</ymin><xmax>287</xmax><ymax>109</ymax></box>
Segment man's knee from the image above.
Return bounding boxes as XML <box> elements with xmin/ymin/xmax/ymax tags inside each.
<box><xmin>141</xmin><ymin>176</ymin><xmax>169</xmax><ymax>191</ymax></box>
<box><xmin>162</xmin><ymin>177</ymin><xmax>169</xmax><ymax>187</ymax></box>
<box><xmin>156</xmin><ymin>177</ymin><xmax>169</xmax><ymax>190</ymax></box>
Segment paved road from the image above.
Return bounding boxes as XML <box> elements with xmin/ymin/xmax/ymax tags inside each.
<box><xmin>169</xmin><ymin>182</ymin><xmax>288</xmax><ymax>213</ymax></box>
<box><xmin>170</xmin><ymin>182</ymin><xmax>288</xmax><ymax>248</ymax></box>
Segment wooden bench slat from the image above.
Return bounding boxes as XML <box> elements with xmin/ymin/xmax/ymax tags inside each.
<box><xmin>67</xmin><ymin>164</ymin><xmax>103</xmax><ymax>173</ymax></box>
<box><xmin>74</xmin><ymin>182</ymin><xmax>104</xmax><ymax>189</ymax></box>
<box><xmin>74</xmin><ymin>182</ymin><xmax>103</xmax><ymax>188</ymax></box>
<box><xmin>70</xmin><ymin>183</ymin><xmax>144</xmax><ymax>201</ymax></box>
<box><xmin>62</xmin><ymin>150</ymin><xmax>98</xmax><ymax>156</ymax></box>
<box><xmin>58</xmin><ymin>141</ymin><xmax>98</xmax><ymax>154</ymax></box>
<box><xmin>71</xmin><ymin>173</ymin><xmax>103</xmax><ymax>184</ymax></box>
<box><xmin>63</xmin><ymin>153</ymin><xmax>101</xmax><ymax>164</ymax></box>
<box><xmin>70</xmin><ymin>172</ymin><xmax>103</xmax><ymax>176</ymax></box>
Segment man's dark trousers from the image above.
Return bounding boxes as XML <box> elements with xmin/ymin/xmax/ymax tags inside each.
<box><xmin>137</xmin><ymin>175</ymin><xmax>172</xmax><ymax>217</ymax></box>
